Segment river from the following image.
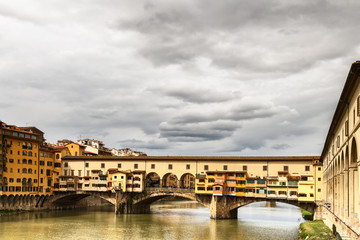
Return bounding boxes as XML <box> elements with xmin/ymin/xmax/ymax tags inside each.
<box><xmin>0</xmin><ymin>200</ymin><xmax>304</xmax><ymax>240</ymax></box>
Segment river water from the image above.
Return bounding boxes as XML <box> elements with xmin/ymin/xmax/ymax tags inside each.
<box><xmin>0</xmin><ymin>200</ymin><xmax>304</xmax><ymax>240</ymax></box>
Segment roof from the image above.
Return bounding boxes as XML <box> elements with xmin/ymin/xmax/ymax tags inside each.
<box><xmin>321</xmin><ymin>61</ymin><xmax>360</xmax><ymax>159</ymax></box>
<box><xmin>62</xmin><ymin>155</ymin><xmax>320</xmax><ymax>162</ymax></box>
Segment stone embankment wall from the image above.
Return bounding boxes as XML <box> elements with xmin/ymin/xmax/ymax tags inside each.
<box><xmin>317</xmin><ymin>205</ymin><xmax>360</xmax><ymax>240</ymax></box>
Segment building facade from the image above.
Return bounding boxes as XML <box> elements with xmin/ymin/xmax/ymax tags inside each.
<box><xmin>322</xmin><ymin>61</ymin><xmax>360</xmax><ymax>237</ymax></box>
<box><xmin>0</xmin><ymin>122</ymin><xmax>59</xmax><ymax>196</ymax></box>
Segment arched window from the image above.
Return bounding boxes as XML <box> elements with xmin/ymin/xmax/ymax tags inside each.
<box><xmin>28</xmin><ymin>168</ymin><xmax>32</xmax><ymax>174</ymax></box>
<box><xmin>22</xmin><ymin>168</ymin><xmax>27</xmax><ymax>173</ymax></box>
<box><xmin>28</xmin><ymin>151</ymin><xmax>32</xmax><ymax>156</ymax></box>
<box><xmin>22</xmin><ymin>159</ymin><xmax>27</xmax><ymax>164</ymax></box>
<box><xmin>56</xmin><ymin>154</ymin><xmax>60</xmax><ymax>160</ymax></box>
<box><xmin>22</xmin><ymin>142</ymin><xmax>26</xmax><ymax>149</ymax></box>
<box><xmin>22</xmin><ymin>150</ymin><xmax>27</xmax><ymax>156</ymax></box>
<box><xmin>28</xmin><ymin>143</ymin><xmax>32</xmax><ymax>149</ymax></box>
<box><xmin>28</xmin><ymin>159</ymin><xmax>32</xmax><ymax>165</ymax></box>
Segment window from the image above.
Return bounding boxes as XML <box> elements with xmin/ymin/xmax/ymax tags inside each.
<box><xmin>318</xmin><ymin>167</ymin><xmax>321</xmax><ymax>171</ymax></box>
<box><xmin>56</xmin><ymin>154</ymin><xmax>60</xmax><ymax>159</ymax></box>
<box><xmin>263</xmin><ymin>165</ymin><xmax>267</xmax><ymax>171</ymax></box>
<box><xmin>47</xmin><ymin>170</ymin><xmax>51</xmax><ymax>176</ymax></box>
<box><xmin>345</xmin><ymin>120</ymin><xmax>349</xmax><ymax>136</ymax></box>
<box><xmin>85</xmin><ymin>163</ymin><xmax>89</xmax><ymax>168</ymax></box>
<box><xmin>318</xmin><ymin>188</ymin><xmax>321</xmax><ymax>192</ymax></box>
<box><xmin>64</xmin><ymin>162</ymin><xmax>68</xmax><ymax>168</ymax></box>
<box><xmin>204</xmin><ymin>165</ymin><xmax>208</xmax><ymax>171</ymax></box>
<box><xmin>9</xmin><ymin>159</ymin><xmax>14</xmax><ymax>163</ymax></box>
<box><xmin>22</xmin><ymin>168</ymin><xmax>27</xmax><ymax>173</ymax></box>
<box><xmin>22</xmin><ymin>151</ymin><xmax>27</xmax><ymax>156</ymax></box>
<box><xmin>134</xmin><ymin>164</ymin><xmax>138</xmax><ymax>169</ymax></box>
<box><xmin>40</xmin><ymin>169</ymin><xmax>43</xmax><ymax>174</ymax></box>
<box><xmin>47</xmin><ymin>161</ymin><xmax>52</xmax><ymax>166</ymax></box>
<box><xmin>168</xmin><ymin>164</ymin><xmax>172</xmax><ymax>170</ymax></box>
<box><xmin>305</xmin><ymin>166</ymin><xmax>310</xmax><ymax>171</ymax></box>
<box><xmin>22</xmin><ymin>159</ymin><xmax>27</xmax><ymax>164</ymax></box>
<box><xmin>151</xmin><ymin>164</ymin><xmax>155</xmax><ymax>169</ymax></box>
<box><xmin>284</xmin><ymin>166</ymin><xmax>288</xmax><ymax>171</ymax></box>
<box><xmin>243</xmin><ymin>165</ymin><xmax>247</xmax><ymax>171</ymax></box>
<box><xmin>337</xmin><ymin>135</ymin><xmax>340</xmax><ymax>148</ymax></box>
<box><xmin>223</xmin><ymin>165</ymin><xmax>228</xmax><ymax>170</ymax></box>
<box><xmin>318</xmin><ymin>177</ymin><xmax>321</xmax><ymax>181</ymax></box>
<box><xmin>186</xmin><ymin>164</ymin><xmax>190</xmax><ymax>170</ymax></box>
<box><xmin>101</xmin><ymin>163</ymin><xmax>105</xmax><ymax>168</ymax></box>
<box><xmin>64</xmin><ymin>170</ymin><xmax>67</xmax><ymax>176</ymax></box>
<box><xmin>28</xmin><ymin>168</ymin><xmax>32</xmax><ymax>174</ymax></box>
<box><xmin>118</xmin><ymin>163</ymin><xmax>121</xmax><ymax>168</ymax></box>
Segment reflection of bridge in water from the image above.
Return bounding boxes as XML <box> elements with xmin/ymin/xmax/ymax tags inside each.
<box><xmin>44</xmin><ymin>187</ymin><xmax>317</xmax><ymax>219</ymax></box>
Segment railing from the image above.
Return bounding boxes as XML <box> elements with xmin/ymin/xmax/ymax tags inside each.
<box><xmin>146</xmin><ymin>187</ymin><xmax>195</xmax><ymax>194</ymax></box>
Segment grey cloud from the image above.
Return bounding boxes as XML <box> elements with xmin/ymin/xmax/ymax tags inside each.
<box><xmin>161</xmin><ymin>88</ymin><xmax>236</xmax><ymax>104</ymax></box>
<box><xmin>121</xmin><ymin>0</ymin><xmax>360</xmax><ymax>74</ymax></box>
<box><xmin>272</xmin><ymin>144</ymin><xmax>291</xmax><ymax>150</ymax></box>
<box><xmin>117</xmin><ymin>139</ymin><xmax>169</xmax><ymax>150</ymax></box>
<box><xmin>171</xmin><ymin>102</ymin><xmax>294</xmax><ymax>124</ymax></box>
<box><xmin>159</xmin><ymin>121</ymin><xmax>240</xmax><ymax>142</ymax></box>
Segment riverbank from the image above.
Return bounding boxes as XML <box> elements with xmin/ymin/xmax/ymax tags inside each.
<box><xmin>299</xmin><ymin>220</ymin><xmax>336</xmax><ymax>240</ymax></box>
<box><xmin>298</xmin><ymin>210</ymin><xmax>336</xmax><ymax>240</ymax></box>
<box><xmin>0</xmin><ymin>209</ymin><xmax>26</xmax><ymax>217</ymax></box>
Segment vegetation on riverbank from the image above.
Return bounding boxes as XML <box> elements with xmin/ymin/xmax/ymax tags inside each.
<box><xmin>299</xmin><ymin>220</ymin><xmax>336</xmax><ymax>240</ymax></box>
<box><xmin>301</xmin><ymin>209</ymin><xmax>314</xmax><ymax>220</ymax></box>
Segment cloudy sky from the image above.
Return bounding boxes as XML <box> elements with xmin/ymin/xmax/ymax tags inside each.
<box><xmin>1</xmin><ymin>0</ymin><xmax>359</xmax><ymax>156</ymax></box>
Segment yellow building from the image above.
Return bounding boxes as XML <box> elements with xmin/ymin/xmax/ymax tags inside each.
<box><xmin>236</xmin><ymin>171</ymin><xmax>246</xmax><ymax>196</ymax></box>
<box><xmin>65</xmin><ymin>143</ymin><xmax>85</xmax><ymax>157</ymax></box>
<box><xmin>0</xmin><ymin>122</ymin><xmax>45</xmax><ymax>195</ymax></box>
<box><xmin>107</xmin><ymin>169</ymin><xmax>129</xmax><ymax>192</ymax></box>
<box><xmin>195</xmin><ymin>172</ymin><xmax>215</xmax><ymax>194</ymax></box>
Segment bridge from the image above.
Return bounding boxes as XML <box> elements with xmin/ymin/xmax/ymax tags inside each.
<box><xmin>0</xmin><ymin>187</ymin><xmax>318</xmax><ymax>219</ymax></box>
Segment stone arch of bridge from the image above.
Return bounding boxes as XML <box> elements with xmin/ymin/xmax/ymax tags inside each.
<box><xmin>132</xmin><ymin>192</ymin><xmax>197</xmax><ymax>207</ymax></box>
<box><xmin>51</xmin><ymin>193</ymin><xmax>115</xmax><ymax>207</ymax></box>
<box><xmin>227</xmin><ymin>199</ymin><xmax>316</xmax><ymax>214</ymax></box>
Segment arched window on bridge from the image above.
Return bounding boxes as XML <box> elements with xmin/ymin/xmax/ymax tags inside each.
<box><xmin>145</xmin><ymin>172</ymin><xmax>160</xmax><ymax>188</ymax></box>
<box><xmin>162</xmin><ymin>173</ymin><xmax>178</xmax><ymax>188</ymax></box>
<box><xmin>180</xmin><ymin>173</ymin><xmax>195</xmax><ymax>189</ymax></box>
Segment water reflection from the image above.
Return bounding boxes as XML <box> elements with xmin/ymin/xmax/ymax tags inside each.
<box><xmin>0</xmin><ymin>201</ymin><xmax>303</xmax><ymax>240</ymax></box>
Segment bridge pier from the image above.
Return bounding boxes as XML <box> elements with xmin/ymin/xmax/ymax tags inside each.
<box><xmin>266</xmin><ymin>200</ymin><xmax>276</xmax><ymax>207</ymax></box>
<box><xmin>210</xmin><ymin>195</ymin><xmax>238</xmax><ymax>219</ymax></box>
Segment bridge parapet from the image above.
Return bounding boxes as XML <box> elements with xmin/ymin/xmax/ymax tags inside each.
<box><xmin>145</xmin><ymin>187</ymin><xmax>194</xmax><ymax>194</ymax></box>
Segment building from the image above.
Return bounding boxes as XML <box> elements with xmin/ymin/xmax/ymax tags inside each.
<box><xmin>0</xmin><ymin>121</ymin><xmax>57</xmax><ymax>196</ymax></box>
<box><xmin>194</xmin><ymin>159</ymin><xmax>321</xmax><ymax>202</ymax></box>
<box><xmin>321</xmin><ymin>61</ymin><xmax>360</xmax><ymax>237</ymax></box>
